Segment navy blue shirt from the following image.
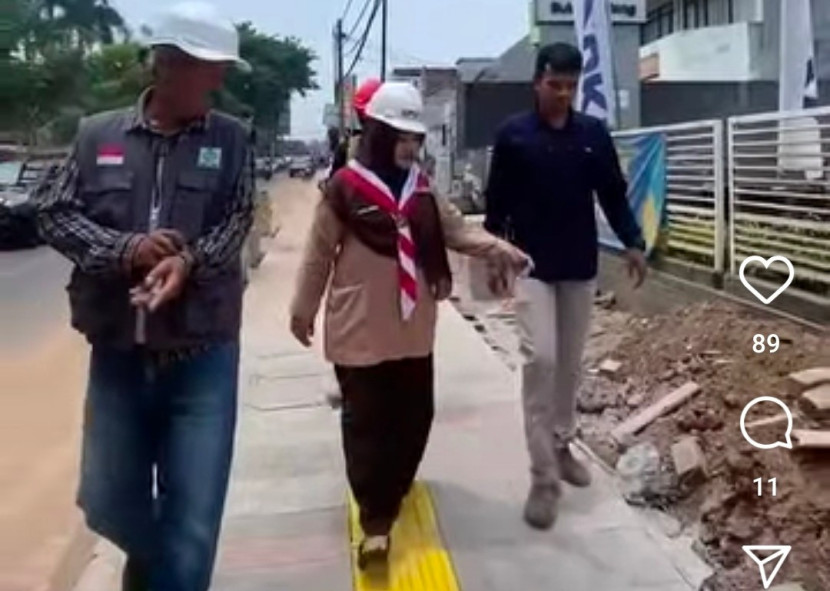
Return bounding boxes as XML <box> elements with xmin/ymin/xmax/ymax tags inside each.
<box><xmin>484</xmin><ymin>110</ymin><xmax>644</xmax><ymax>283</ymax></box>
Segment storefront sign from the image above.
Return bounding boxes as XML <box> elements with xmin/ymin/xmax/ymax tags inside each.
<box><xmin>535</xmin><ymin>0</ymin><xmax>645</xmax><ymax>24</ymax></box>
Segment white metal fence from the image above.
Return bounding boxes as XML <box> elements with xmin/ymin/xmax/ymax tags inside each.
<box><xmin>613</xmin><ymin>120</ymin><xmax>726</xmax><ymax>272</ymax></box>
<box><xmin>728</xmin><ymin>107</ymin><xmax>830</xmax><ymax>297</ymax></box>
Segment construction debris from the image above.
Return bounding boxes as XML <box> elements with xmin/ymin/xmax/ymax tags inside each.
<box><xmin>671</xmin><ymin>436</ymin><xmax>707</xmax><ymax>488</ymax></box>
<box><xmin>789</xmin><ymin>367</ymin><xmax>830</xmax><ymax>389</ymax></box>
<box><xmin>612</xmin><ymin>382</ymin><xmax>701</xmax><ymax>442</ymax></box>
<box><xmin>792</xmin><ymin>429</ymin><xmax>830</xmax><ymax>450</ymax></box>
<box><xmin>800</xmin><ymin>384</ymin><xmax>830</xmax><ymax>417</ymax></box>
<box><xmin>743</xmin><ymin>413</ymin><xmax>790</xmax><ymax>430</ymax></box>
<box><xmin>616</xmin><ymin>442</ymin><xmax>671</xmax><ymax>506</ymax></box>
<box><xmin>599</xmin><ymin>358</ymin><xmax>623</xmax><ymax>375</ymax></box>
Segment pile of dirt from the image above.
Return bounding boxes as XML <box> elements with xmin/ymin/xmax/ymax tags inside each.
<box><xmin>454</xmin><ymin>289</ymin><xmax>830</xmax><ymax>591</ymax></box>
<box><xmin>597</xmin><ymin>301</ymin><xmax>830</xmax><ymax>591</ymax></box>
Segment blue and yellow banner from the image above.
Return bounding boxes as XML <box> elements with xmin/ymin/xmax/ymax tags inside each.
<box><xmin>597</xmin><ymin>132</ymin><xmax>667</xmax><ymax>256</ymax></box>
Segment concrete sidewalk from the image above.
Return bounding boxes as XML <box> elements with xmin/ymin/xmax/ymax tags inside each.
<box><xmin>73</xmin><ymin>178</ymin><xmax>709</xmax><ymax>591</ymax></box>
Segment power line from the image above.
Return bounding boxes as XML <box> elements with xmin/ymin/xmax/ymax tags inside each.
<box><xmin>344</xmin><ymin>0</ymin><xmax>374</xmax><ymax>46</ymax></box>
<box><xmin>341</xmin><ymin>0</ymin><xmax>357</xmax><ymax>20</ymax></box>
<box><xmin>356</xmin><ymin>37</ymin><xmax>431</xmax><ymax>67</ymax></box>
<box><xmin>343</xmin><ymin>0</ymin><xmax>380</xmax><ymax>80</ymax></box>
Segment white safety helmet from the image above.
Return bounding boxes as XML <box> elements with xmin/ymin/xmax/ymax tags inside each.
<box><xmin>365</xmin><ymin>82</ymin><xmax>427</xmax><ymax>135</ymax></box>
<box><xmin>145</xmin><ymin>1</ymin><xmax>250</xmax><ymax>71</ymax></box>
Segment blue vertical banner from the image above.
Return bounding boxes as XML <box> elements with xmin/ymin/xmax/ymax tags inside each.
<box><xmin>574</xmin><ymin>0</ymin><xmax>617</xmax><ymax>128</ymax></box>
<box><xmin>597</xmin><ymin>132</ymin><xmax>667</xmax><ymax>255</ymax></box>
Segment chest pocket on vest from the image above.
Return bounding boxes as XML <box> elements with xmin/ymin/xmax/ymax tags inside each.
<box><xmin>171</xmin><ymin>170</ymin><xmax>219</xmax><ymax>241</ymax></box>
<box><xmin>82</xmin><ymin>170</ymin><xmax>134</xmax><ymax>231</ymax></box>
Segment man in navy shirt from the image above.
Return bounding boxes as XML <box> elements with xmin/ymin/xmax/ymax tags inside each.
<box><xmin>484</xmin><ymin>43</ymin><xmax>647</xmax><ymax>531</ymax></box>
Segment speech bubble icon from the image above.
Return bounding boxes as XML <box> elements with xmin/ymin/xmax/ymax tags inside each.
<box><xmin>739</xmin><ymin>396</ymin><xmax>794</xmax><ymax>450</ymax></box>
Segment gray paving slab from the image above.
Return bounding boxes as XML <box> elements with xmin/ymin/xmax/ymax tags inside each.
<box><xmin>444</xmin><ymin>528</ymin><xmax>693</xmax><ymax>591</ymax></box>
<box><xmin>213</xmin><ymin>509</ymin><xmax>351</xmax><ymax>591</ymax></box>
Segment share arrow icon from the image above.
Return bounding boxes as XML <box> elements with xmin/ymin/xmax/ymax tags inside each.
<box><xmin>743</xmin><ymin>545</ymin><xmax>792</xmax><ymax>589</ymax></box>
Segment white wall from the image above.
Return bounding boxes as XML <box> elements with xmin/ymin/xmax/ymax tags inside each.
<box><xmin>641</xmin><ymin>21</ymin><xmax>760</xmax><ymax>81</ymax></box>
<box><xmin>733</xmin><ymin>0</ymin><xmax>764</xmax><ymax>23</ymax></box>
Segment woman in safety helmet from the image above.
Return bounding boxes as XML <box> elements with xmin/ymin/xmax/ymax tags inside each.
<box><xmin>329</xmin><ymin>78</ymin><xmax>383</xmax><ymax>176</ymax></box>
<box><xmin>290</xmin><ymin>81</ymin><xmax>530</xmax><ymax>570</ymax></box>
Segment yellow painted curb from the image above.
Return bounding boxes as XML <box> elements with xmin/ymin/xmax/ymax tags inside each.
<box><xmin>348</xmin><ymin>481</ymin><xmax>460</xmax><ymax>591</ymax></box>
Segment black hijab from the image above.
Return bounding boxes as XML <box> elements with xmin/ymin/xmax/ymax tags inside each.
<box><xmin>357</xmin><ymin>119</ymin><xmax>420</xmax><ymax>199</ymax></box>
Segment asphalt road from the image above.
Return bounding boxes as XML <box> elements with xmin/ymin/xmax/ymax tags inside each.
<box><xmin>0</xmin><ymin>246</ymin><xmax>72</xmax><ymax>356</ymax></box>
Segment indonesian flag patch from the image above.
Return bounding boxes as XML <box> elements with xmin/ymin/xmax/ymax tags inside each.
<box><xmin>96</xmin><ymin>144</ymin><xmax>125</xmax><ymax>166</ymax></box>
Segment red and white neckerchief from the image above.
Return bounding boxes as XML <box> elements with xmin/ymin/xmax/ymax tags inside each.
<box><xmin>341</xmin><ymin>160</ymin><xmax>430</xmax><ymax>321</ymax></box>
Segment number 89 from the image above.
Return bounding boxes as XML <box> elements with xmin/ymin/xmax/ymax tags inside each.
<box><xmin>753</xmin><ymin>334</ymin><xmax>779</xmax><ymax>354</ymax></box>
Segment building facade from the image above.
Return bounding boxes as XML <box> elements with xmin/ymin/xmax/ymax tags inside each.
<box><xmin>640</xmin><ymin>0</ymin><xmax>830</xmax><ymax>82</ymax></box>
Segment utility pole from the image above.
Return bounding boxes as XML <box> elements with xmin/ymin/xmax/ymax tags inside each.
<box><xmin>334</xmin><ymin>19</ymin><xmax>345</xmax><ymax>136</ymax></box>
<box><xmin>380</xmin><ymin>0</ymin><xmax>388</xmax><ymax>81</ymax></box>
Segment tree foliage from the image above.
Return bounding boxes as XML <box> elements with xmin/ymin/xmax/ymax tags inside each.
<box><xmin>220</xmin><ymin>23</ymin><xmax>317</xmax><ymax>140</ymax></box>
<box><xmin>2</xmin><ymin>2</ymin><xmax>317</xmax><ymax>147</ymax></box>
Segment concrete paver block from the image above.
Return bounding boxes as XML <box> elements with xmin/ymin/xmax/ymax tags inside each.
<box><xmin>671</xmin><ymin>436</ymin><xmax>707</xmax><ymax>487</ymax></box>
<box><xmin>801</xmin><ymin>384</ymin><xmax>830</xmax><ymax>416</ymax></box>
<box><xmin>612</xmin><ymin>382</ymin><xmax>701</xmax><ymax>442</ymax></box>
<box><xmin>792</xmin><ymin>429</ymin><xmax>830</xmax><ymax>450</ymax></box>
<box><xmin>789</xmin><ymin>367</ymin><xmax>830</xmax><ymax>389</ymax></box>
<box><xmin>768</xmin><ymin>584</ymin><xmax>806</xmax><ymax>591</ymax></box>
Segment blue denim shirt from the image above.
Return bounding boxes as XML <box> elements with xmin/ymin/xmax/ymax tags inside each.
<box><xmin>484</xmin><ymin>110</ymin><xmax>644</xmax><ymax>283</ymax></box>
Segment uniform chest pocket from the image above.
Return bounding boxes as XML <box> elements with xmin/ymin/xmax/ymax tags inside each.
<box><xmin>171</xmin><ymin>170</ymin><xmax>220</xmax><ymax>240</ymax></box>
<box><xmin>82</xmin><ymin>170</ymin><xmax>134</xmax><ymax>231</ymax></box>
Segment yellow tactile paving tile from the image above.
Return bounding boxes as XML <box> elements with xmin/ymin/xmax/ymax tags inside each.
<box><xmin>348</xmin><ymin>481</ymin><xmax>461</xmax><ymax>591</ymax></box>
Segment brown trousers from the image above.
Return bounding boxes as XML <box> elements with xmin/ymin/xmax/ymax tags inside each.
<box><xmin>335</xmin><ymin>356</ymin><xmax>434</xmax><ymax>535</ymax></box>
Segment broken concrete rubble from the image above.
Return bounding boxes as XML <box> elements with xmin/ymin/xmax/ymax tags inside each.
<box><xmin>671</xmin><ymin>436</ymin><xmax>707</xmax><ymax>488</ymax></box>
<box><xmin>800</xmin><ymin>383</ymin><xmax>830</xmax><ymax>417</ymax></box>
<box><xmin>789</xmin><ymin>367</ymin><xmax>830</xmax><ymax>389</ymax></box>
<box><xmin>615</xmin><ymin>442</ymin><xmax>672</xmax><ymax>506</ymax></box>
<box><xmin>792</xmin><ymin>429</ymin><xmax>830</xmax><ymax>450</ymax></box>
<box><xmin>599</xmin><ymin>358</ymin><xmax>622</xmax><ymax>375</ymax></box>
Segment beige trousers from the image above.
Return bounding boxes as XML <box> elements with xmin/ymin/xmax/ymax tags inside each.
<box><xmin>515</xmin><ymin>278</ymin><xmax>595</xmax><ymax>487</ymax></box>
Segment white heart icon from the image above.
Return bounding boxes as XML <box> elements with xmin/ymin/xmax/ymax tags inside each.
<box><xmin>739</xmin><ymin>256</ymin><xmax>795</xmax><ymax>305</ymax></box>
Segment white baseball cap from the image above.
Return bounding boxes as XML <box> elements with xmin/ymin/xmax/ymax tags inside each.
<box><xmin>365</xmin><ymin>82</ymin><xmax>427</xmax><ymax>135</ymax></box>
<box><xmin>145</xmin><ymin>1</ymin><xmax>250</xmax><ymax>71</ymax></box>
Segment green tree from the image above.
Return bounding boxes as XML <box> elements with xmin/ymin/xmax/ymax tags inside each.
<box><xmin>220</xmin><ymin>22</ymin><xmax>317</xmax><ymax>142</ymax></box>
<box><xmin>2</xmin><ymin>49</ymin><xmax>86</xmax><ymax>144</ymax></box>
<box><xmin>85</xmin><ymin>42</ymin><xmax>147</xmax><ymax>112</ymax></box>
<box><xmin>53</xmin><ymin>0</ymin><xmax>127</xmax><ymax>49</ymax></box>
<box><xmin>2</xmin><ymin>7</ymin><xmax>317</xmax><ymax>148</ymax></box>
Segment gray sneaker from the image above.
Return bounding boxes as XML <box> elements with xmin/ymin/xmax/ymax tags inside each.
<box><xmin>557</xmin><ymin>447</ymin><xmax>592</xmax><ymax>488</ymax></box>
<box><xmin>523</xmin><ymin>484</ymin><xmax>559</xmax><ymax>530</ymax></box>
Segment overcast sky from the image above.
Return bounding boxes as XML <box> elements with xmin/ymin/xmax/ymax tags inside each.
<box><xmin>112</xmin><ymin>0</ymin><xmax>529</xmax><ymax>139</ymax></box>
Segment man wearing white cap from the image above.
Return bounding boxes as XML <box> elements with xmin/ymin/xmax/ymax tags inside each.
<box><xmin>37</xmin><ymin>3</ymin><xmax>253</xmax><ymax>590</ymax></box>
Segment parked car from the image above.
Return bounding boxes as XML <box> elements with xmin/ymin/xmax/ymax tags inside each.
<box><xmin>288</xmin><ymin>154</ymin><xmax>315</xmax><ymax>179</ymax></box>
<box><xmin>255</xmin><ymin>156</ymin><xmax>278</xmax><ymax>180</ymax></box>
<box><xmin>0</xmin><ymin>160</ymin><xmax>52</xmax><ymax>250</ymax></box>
<box><xmin>273</xmin><ymin>156</ymin><xmax>290</xmax><ymax>172</ymax></box>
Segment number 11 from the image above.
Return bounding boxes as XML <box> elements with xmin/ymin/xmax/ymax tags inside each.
<box><xmin>755</xmin><ymin>477</ymin><xmax>777</xmax><ymax>496</ymax></box>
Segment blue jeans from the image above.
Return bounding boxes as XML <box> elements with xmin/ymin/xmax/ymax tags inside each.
<box><xmin>78</xmin><ymin>343</ymin><xmax>239</xmax><ymax>591</ymax></box>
